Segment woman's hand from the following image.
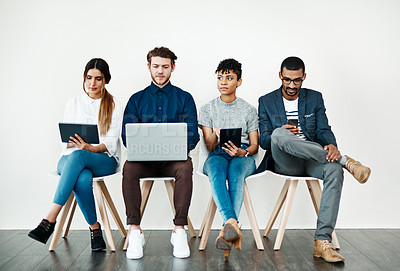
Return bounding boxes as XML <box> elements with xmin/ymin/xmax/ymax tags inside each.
<box><xmin>69</xmin><ymin>134</ymin><xmax>91</xmax><ymax>151</ymax></box>
<box><xmin>222</xmin><ymin>141</ymin><xmax>247</xmax><ymax>157</ymax></box>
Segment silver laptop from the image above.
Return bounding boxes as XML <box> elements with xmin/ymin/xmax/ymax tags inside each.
<box><xmin>126</xmin><ymin>123</ymin><xmax>188</xmax><ymax>161</ymax></box>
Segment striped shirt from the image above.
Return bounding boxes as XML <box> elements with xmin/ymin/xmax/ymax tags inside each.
<box><xmin>283</xmin><ymin>97</ymin><xmax>307</xmax><ymax>140</ymax></box>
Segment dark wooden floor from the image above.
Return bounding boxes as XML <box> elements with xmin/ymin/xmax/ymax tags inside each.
<box><xmin>1</xmin><ymin>229</ymin><xmax>399</xmax><ymax>271</ymax></box>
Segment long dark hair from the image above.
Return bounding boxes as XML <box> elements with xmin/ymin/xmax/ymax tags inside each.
<box><xmin>83</xmin><ymin>58</ymin><xmax>115</xmax><ymax>136</ymax></box>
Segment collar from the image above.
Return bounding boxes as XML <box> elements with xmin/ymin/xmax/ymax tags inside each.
<box><xmin>83</xmin><ymin>93</ymin><xmax>101</xmax><ymax>105</ymax></box>
<box><xmin>150</xmin><ymin>81</ymin><xmax>172</xmax><ymax>95</ymax></box>
<box><xmin>218</xmin><ymin>96</ymin><xmax>238</xmax><ymax>106</ymax></box>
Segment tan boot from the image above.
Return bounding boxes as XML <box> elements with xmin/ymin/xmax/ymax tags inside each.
<box><xmin>224</xmin><ymin>249</ymin><xmax>231</xmax><ymax>259</ymax></box>
<box><xmin>344</xmin><ymin>156</ymin><xmax>371</xmax><ymax>184</ymax></box>
<box><xmin>233</xmin><ymin>229</ymin><xmax>242</xmax><ymax>252</ymax></box>
<box><xmin>215</xmin><ymin>229</ymin><xmax>232</xmax><ymax>250</ymax></box>
<box><xmin>314</xmin><ymin>240</ymin><xmax>344</xmax><ymax>263</ymax></box>
<box><xmin>223</xmin><ymin>218</ymin><xmax>240</xmax><ymax>242</ymax></box>
<box><xmin>215</xmin><ymin>228</ymin><xmax>232</xmax><ymax>259</ymax></box>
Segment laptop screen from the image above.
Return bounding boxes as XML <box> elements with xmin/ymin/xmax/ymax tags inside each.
<box><xmin>125</xmin><ymin>123</ymin><xmax>187</xmax><ymax>161</ymax></box>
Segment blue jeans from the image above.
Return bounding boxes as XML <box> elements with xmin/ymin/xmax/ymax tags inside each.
<box><xmin>54</xmin><ymin>150</ymin><xmax>117</xmax><ymax>225</ymax></box>
<box><xmin>203</xmin><ymin>145</ymin><xmax>256</xmax><ymax>224</ymax></box>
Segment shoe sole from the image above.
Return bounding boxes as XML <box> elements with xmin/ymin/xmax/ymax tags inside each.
<box><xmin>215</xmin><ymin>238</ymin><xmax>232</xmax><ymax>250</ymax></box>
<box><xmin>358</xmin><ymin>168</ymin><xmax>371</xmax><ymax>184</ymax></box>
<box><xmin>28</xmin><ymin>232</ymin><xmax>48</xmax><ymax>244</ymax></box>
<box><xmin>223</xmin><ymin>223</ymin><xmax>240</xmax><ymax>242</ymax></box>
<box><xmin>92</xmin><ymin>246</ymin><xmax>106</xmax><ymax>252</ymax></box>
<box><xmin>173</xmin><ymin>252</ymin><xmax>190</xmax><ymax>258</ymax></box>
<box><xmin>313</xmin><ymin>253</ymin><xmax>344</xmax><ymax>262</ymax></box>
<box><xmin>126</xmin><ymin>253</ymin><xmax>144</xmax><ymax>259</ymax></box>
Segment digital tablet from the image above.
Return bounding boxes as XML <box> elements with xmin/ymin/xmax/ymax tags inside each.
<box><xmin>59</xmin><ymin>123</ymin><xmax>100</xmax><ymax>144</ymax></box>
<box><xmin>219</xmin><ymin>128</ymin><xmax>242</xmax><ymax>149</ymax></box>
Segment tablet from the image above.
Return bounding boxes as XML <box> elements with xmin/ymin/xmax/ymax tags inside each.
<box><xmin>219</xmin><ymin>128</ymin><xmax>242</xmax><ymax>149</ymax></box>
<box><xmin>59</xmin><ymin>123</ymin><xmax>100</xmax><ymax>144</ymax></box>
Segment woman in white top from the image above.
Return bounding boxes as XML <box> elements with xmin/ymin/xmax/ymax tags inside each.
<box><xmin>29</xmin><ymin>58</ymin><xmax>123</xmax><ymax>251</ymax></box>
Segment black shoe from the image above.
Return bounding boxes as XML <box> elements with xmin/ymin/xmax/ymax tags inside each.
<box><xmin>90</xmin><ymin>223</ymin><xmax>106</xmax><ymax>251</ymax></box>
<box><xmin>28</xmin><ymin>219</ymin><xmax>56</xmax><ymax>244</ymax></box>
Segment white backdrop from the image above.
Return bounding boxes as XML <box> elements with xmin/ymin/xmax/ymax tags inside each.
<box><xmin>1</xmin><ymin>0</ymin><xmax>399</xmax><ymax>230</ymax></box>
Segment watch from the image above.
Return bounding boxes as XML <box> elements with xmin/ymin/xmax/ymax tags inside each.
<box><xmin>244</xmin><ymin>150</ymin><xmax>250</xmax><ymax>157</ymax></box>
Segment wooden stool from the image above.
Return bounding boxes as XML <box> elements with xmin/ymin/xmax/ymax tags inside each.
<box><xmin>263</xmin><ymin>172</ymin><xmax>340</xmax><ymax>250</ymax></box>
<box><xmin>123</xmin><ymin>177</ymin><xmax>196</xmax><ymax>250</ymax></box>
<box><xmin>48</xmin><ymin>170</ymin><xmax>127</xmax><ymax>252</ymax></box>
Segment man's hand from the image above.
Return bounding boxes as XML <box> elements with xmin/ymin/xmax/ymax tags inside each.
<box><xmin>281</xmin><ymin>124</ymin><xmax>300</xmax><ymax>135</ymax></box>
<box><xmin>324</xmin><ymin>144</ymin><xmax>341</xmax><ymax>162</ymax></box>
<box><xmin>222</xmin><ymin>141</ymin><xmax>246</xmax><ymax>157</ymax></box>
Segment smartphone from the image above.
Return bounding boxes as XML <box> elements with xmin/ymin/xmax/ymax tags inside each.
<box><xmin>287</xmin><ymin>119</ymin><xmax>298</xmax><ymax>127</ymax></box>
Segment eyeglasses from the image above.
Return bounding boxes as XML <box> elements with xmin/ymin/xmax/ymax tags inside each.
<box><xmin>281</xmin><ymin>77</ymin><xmax>303</xmax><ymax>85</ymax></box>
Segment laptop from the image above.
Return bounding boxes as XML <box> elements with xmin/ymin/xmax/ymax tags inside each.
<box><xmin>126</xmin><ymin>123</ymin><xmax>188</xmax><ymax>161</ymax></box>
<box><xmin>59</xmin><ymin>123</ymin><xmax>99</xmax><ymax>144</ymax></box>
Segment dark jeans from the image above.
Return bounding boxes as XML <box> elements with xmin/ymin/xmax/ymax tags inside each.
<box><xmin>122</xmin><ymin>157</ymin><xmax>193</xmax><ymax>226</ymax></box>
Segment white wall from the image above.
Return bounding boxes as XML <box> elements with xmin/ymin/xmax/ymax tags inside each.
<box><xmin>1</xmin><ymin>0</ymin><xmax>399</xmax><ymax>230</ymax></box>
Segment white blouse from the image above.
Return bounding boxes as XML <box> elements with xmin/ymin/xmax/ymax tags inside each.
<box><xmin>61</xmin><ymin>93</ymin><xmax>123</xmax><ymax>164</ymax></box>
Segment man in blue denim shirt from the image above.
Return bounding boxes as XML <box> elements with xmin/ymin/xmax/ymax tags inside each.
<box><xmin>122</xmin><ymin>47</ymin><xmax>199</xmax><ymax>260</ymax></box>
<box><xmin>257</xmin><ymin>56</ymin><xmax>371</xmax><ymax>263</ymax></box>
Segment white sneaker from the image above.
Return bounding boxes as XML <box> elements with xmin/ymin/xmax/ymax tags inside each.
<box><xmin>126</xmin><ymin>229</ymin><xmax>145</xmax><ymax>259</ymax></box>
<box><xmin>170</xmin><ymin>229</ymin><xmax>190</xmax><ymax>258</ymax></box>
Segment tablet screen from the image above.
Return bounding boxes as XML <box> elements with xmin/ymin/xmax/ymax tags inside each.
<box><xmin>219</xmin><ymin>128</ymin><xmax>242</xmax><ymax>149</ymax></box>
<box><xmin>59</xmin><ymin>123</ymin><xmax>100</xmax><ymax>144</ymax></box>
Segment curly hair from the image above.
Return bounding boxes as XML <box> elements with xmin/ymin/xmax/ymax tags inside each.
<box><xmin>215</xmin><ymin>58</ymin><xmax>242</xmax><ymax>80</ymax></box>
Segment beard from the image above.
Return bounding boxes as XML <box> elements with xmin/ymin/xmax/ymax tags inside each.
<box><xmin>151</xmin><ymin>73</ymin><xmax>171</xmax><ymax>87</ymax></box>
<box><xmin>284</xmin><ymin>86</ymin><xmax>300</xmax><ymax>97</ymax></box>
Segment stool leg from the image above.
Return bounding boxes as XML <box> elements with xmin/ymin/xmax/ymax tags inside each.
<box><xmin>274</xmin><ymin>179</ymin><xmax>298</xmax><ymax>250</ymax></box>
<box><xmin>63</xmin><ymin>198</ymin><xmax>77</xmax><ymax>238</ymax></box>
<box><xmin>198</xmin><ymin>195</ymin><xmax>217</xmax><ymax>251</ymax></box>
<box><xmin>140</xmin><ymin>180</ymin><xmax>154</xmax><ymax>216</ymax></box>
<box><xmin>186</xmin><ymin>217</ymin><xmax>196</xmax><ymax>238</ymax></box>
<box><xmin>49</xmin><ymin>192</ymin><xmax>74</xmax><ymax>251</ymax></box>
<box><xmin>198</xmin><ymin>195</ymin><xmax>214</xmax><ymax>238</ymax></box>
<box><xmin>263</xmin><ymin>179</ymin><xmax>291</xmax><ymax>237</ymax></box>
<box><xmin>306</xmin><ymin>179</ymin><xmax>340</xmax><ymax>249</ymax></box>
<box><xmin>93</xmin><ymin>181</ymin><xmax>115</xmax><ymax>252</ymax></box>
<box><xmin>243</xmin><ymin>181</ymin><xmax>264</xmax><ymax>250</ymax></box>
<box><xmin>97</xmin><ymin>181</ymin><xmax>127</xmax><ymax>238</ymax></box>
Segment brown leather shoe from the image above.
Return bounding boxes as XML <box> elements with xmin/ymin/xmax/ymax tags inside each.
<box><xmin>314</xmin><ymin>240</ymin><xmax>344</xmax><ymax>263</ymax></box>
<box><xmin>233</xmin><ymin>230</ymin><xmax>242</xmax><ymax>252</ymax></box>
<box><xmin>215</xmin><ymin>228</ymin><xmax>232</xmax><ymax>259</ymax></box>
<box><xmin>344</xmin><ymin>156</ymin><xmax>371</xmax><ymax>184</ymax></box>
<box><xmin>223</xmin><ymin>218</ymin><xmax>241</xmax><ymax>242</ymax></box>
<box><xmin>216</xmin><ymin>229</ymin><xmax>232</xmax><ymax>250</ymax></box>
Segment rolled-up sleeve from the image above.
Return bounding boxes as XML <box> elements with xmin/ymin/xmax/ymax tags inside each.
<box><xmin>183</xmin><ymin>94</ymin><xmax>200</xmax><ymax>151</ymax></box>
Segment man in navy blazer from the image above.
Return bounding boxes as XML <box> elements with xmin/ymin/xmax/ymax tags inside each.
<box><xmin>257</xmin><ymin>57</ymin><xmax>371</xmax><ymax>263</ymax></box>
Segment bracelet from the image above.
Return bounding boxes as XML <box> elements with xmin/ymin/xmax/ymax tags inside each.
<box><xmin>244</xmin><ymin>150</ymin><xmax>250</xmax><ymax>157</ymax></box>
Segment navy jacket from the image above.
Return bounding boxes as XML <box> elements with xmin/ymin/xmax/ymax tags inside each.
<box><xmin>256</xmin><ymin>87</ymin><xmax>337</xmax><ymax>173</ymax></box>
